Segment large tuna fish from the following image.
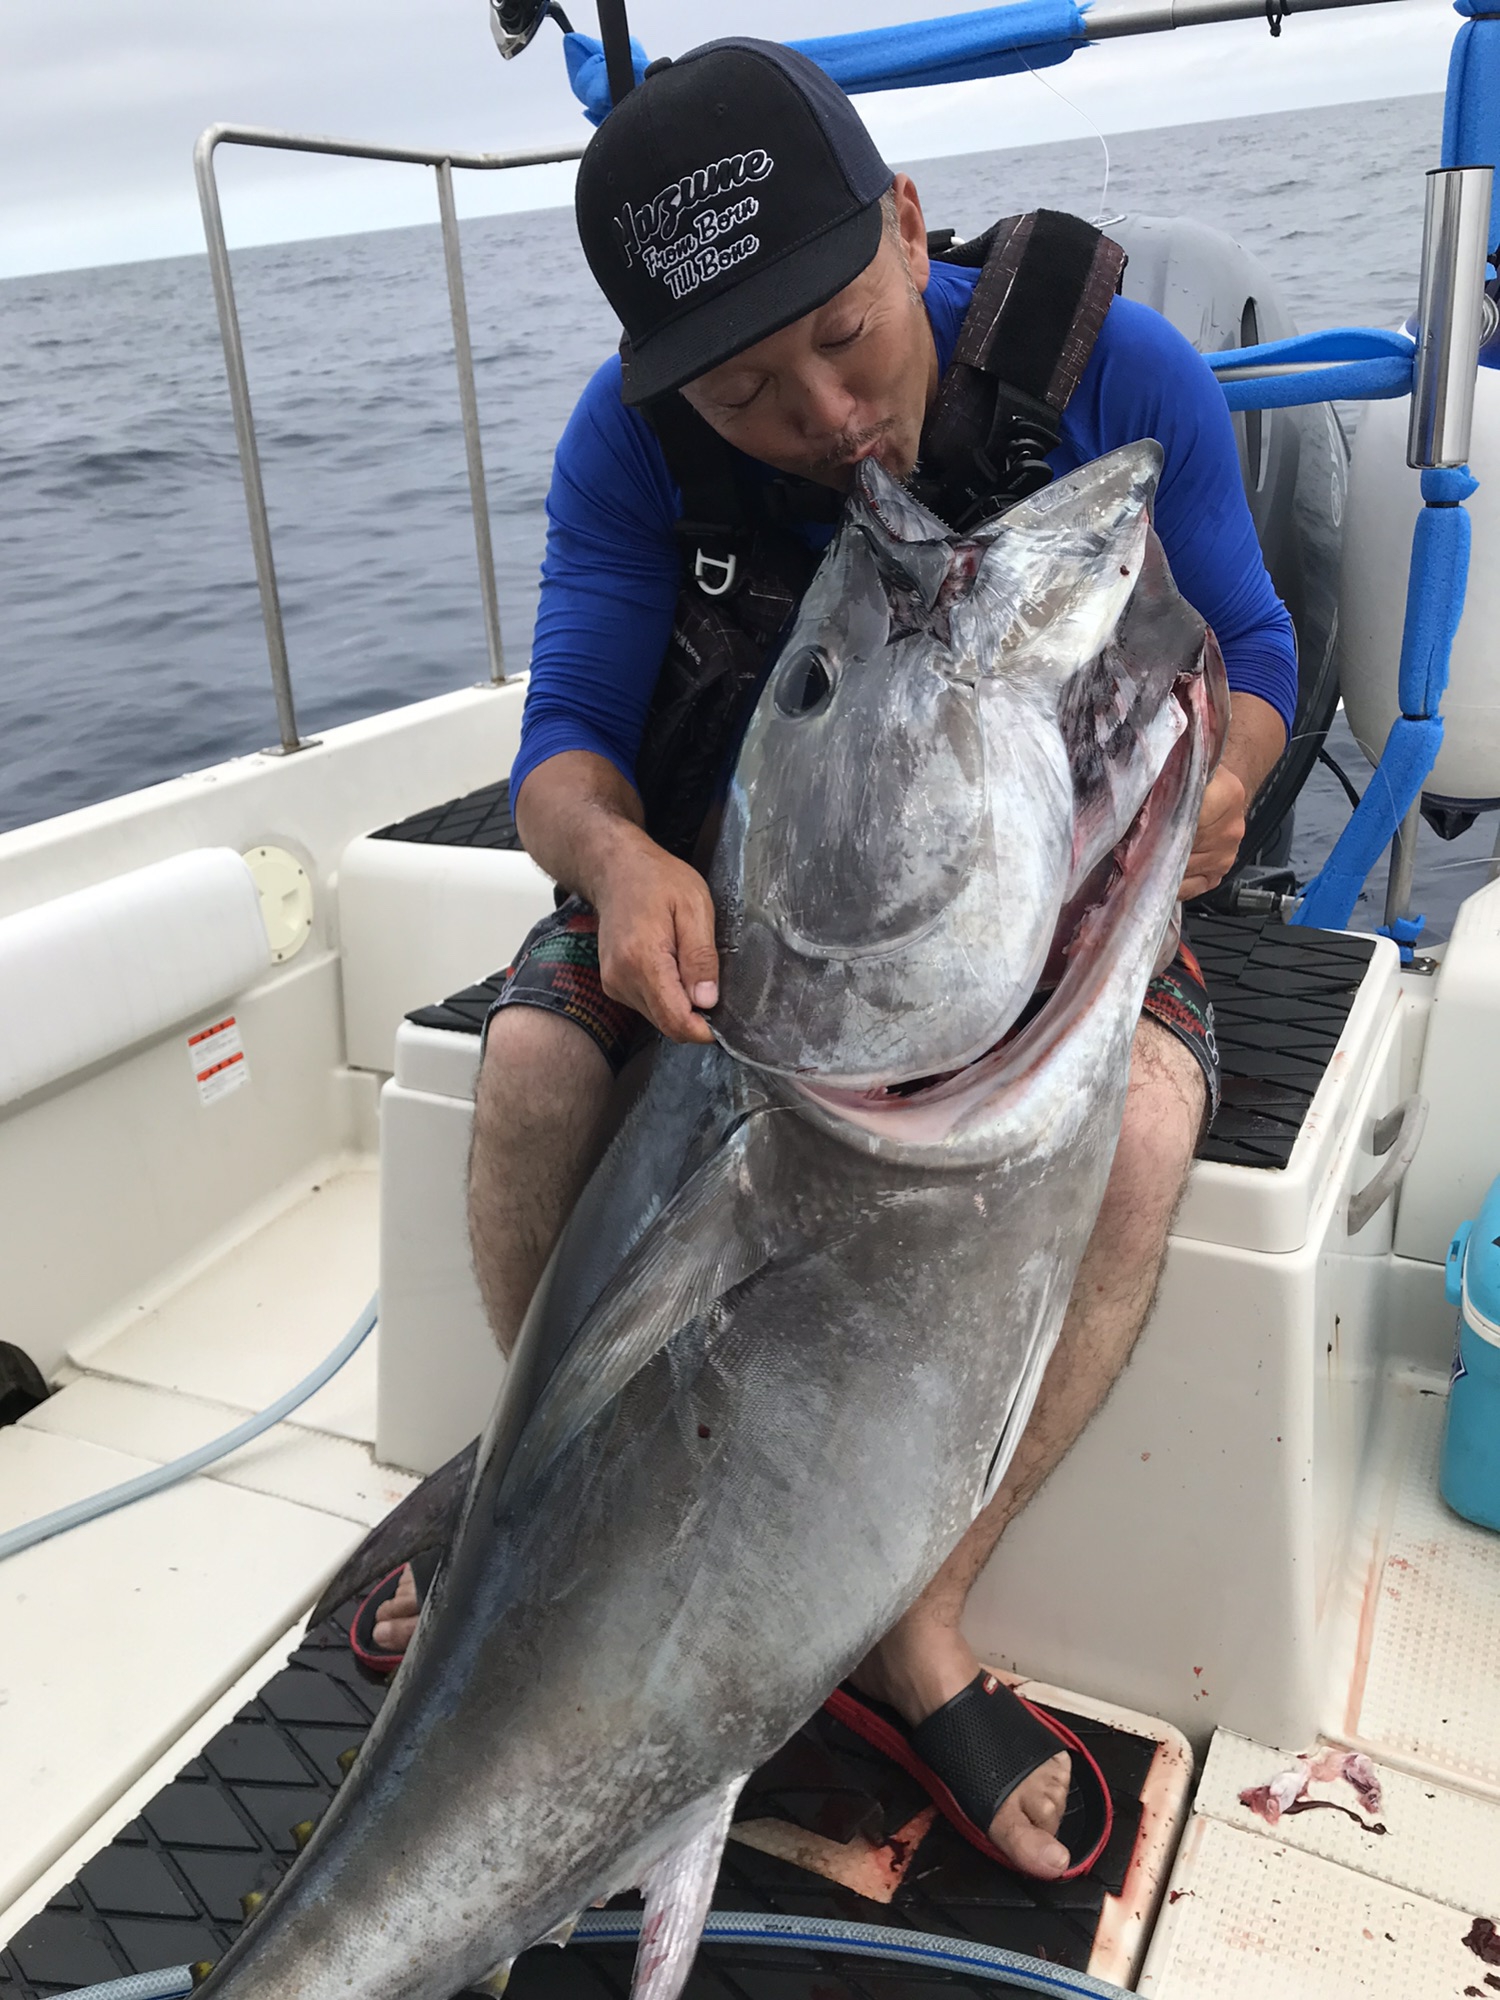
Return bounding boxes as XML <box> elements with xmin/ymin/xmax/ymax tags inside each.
<box><xmin>199</xmin><ymin>441</ymin><xmax>1225</xmax><ymax>2000</ymax></box>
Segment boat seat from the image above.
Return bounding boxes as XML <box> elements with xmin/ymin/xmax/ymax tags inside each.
<box><xmin>337</xmin><ymin>782</ymin><xmax>554</xmax><ymax>1077</ymax></box>
<box><xmin>374</xmin><ymin>812</ymin><xmax>1412</xmax><ymax>1757</ymax></box>
<box><xmin>0</xmin><ymin>849</ymin><xmax>271</xmax><ymax>1111</ymax></box>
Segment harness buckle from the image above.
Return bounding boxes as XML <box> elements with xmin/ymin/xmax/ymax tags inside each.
<box><xmin>693</xmin><ymin>547</ymin><xmax>738</xmax><ymax>598</ymax></box>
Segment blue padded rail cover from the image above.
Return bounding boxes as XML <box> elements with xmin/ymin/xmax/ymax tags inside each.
<box><xmin>1209</xmin><ymin>327</ymin><xmax>1414</xmax><ymax>410</ymax></box>
<box><xmin>564</xmin><ymin>0</ymin><xmax>1088</xmax><ymax>125</ymax></box>
<box><xmin>1445</xmin><ymin>0</ymin><xmax>1500</xmax><ymax>260</ymax></box>
<box><xmin>1295</xmin><ymin>467</ymin><xmax>1478</xmax><ymax>934</ymax></box>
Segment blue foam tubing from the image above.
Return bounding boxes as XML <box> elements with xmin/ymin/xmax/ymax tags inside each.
<box><xmin>1294</xmin><ymin>467</ymin><xmax>1478</xmax><ymax>934</ymax></box>
<box><xmin>56</xmin><ymin>1910</ymin><xmax>1133</xmax><ymax>2000</ymax></box>
<box><xmin>1208</xmin><ymin>325</ymin><xmax>1415</xmax><ymax>408</ymax></box>
<box><xmin>0</xmin><ymin>1295</ymin><xmax>379</xmax><ymax>1566</ymax></box>
<box><xmin>1288</xmin><ymin>0</ymin><xmax>1496</xmax><ymax>937</ymax></box>
<box><xmin>563</xmin><ymin>0</ymin><xmax>1088</xmax><ymax>124</ymax></box>
<box><xmin>1218</xmin><ymin>355</ymin><xmax>1413</xmax><ymax>409</ymax></box>
<box><xmin>1445</xmin><ymin>1</ymin><xmax>1500</xmax><ymax>259</ymax></box>
<box><xmin>790</xmin><ymin>0</ymin><xmax>1087</xmax><ymax>90</ymax></box>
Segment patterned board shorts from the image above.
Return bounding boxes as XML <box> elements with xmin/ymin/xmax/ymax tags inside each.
<box><xmin>489</xmin><ymin>892</ymin><xmax>1221</xmax><ymax>1124</ymax></box>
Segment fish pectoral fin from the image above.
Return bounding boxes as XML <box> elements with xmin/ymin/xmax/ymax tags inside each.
<box><xmin>498</xmin><ymin>1114</ymin><xmax>788</xmax><ymax>1506</ymax></box>
<box><xmin>632</xmin><ymin>1777</ymin><xmax>746</xmax><ymax>2000</ymax></box>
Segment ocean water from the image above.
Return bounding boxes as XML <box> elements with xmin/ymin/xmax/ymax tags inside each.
<box><xmin>3</xmin><ymin>90</ymin><xmax>1496</xmax><ymax>933</ymax></box>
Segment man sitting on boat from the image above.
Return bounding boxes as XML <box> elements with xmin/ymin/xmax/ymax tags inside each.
<box><xmin>365</xmin><ymin>39</ymin><xmax>1294</xmax><ymax>1880</ymax></box>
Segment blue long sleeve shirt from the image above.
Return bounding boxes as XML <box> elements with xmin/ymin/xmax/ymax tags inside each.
<box><xmin>512</xmin><ymin>259</ymin><xmax>1297</xmax><ymax>807</ymax></box>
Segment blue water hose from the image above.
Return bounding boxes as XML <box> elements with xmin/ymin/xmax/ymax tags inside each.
<box><xmin>52</xmin><ymin>1908</ymin><xmax>1135</xmax><ymax>2000</ymax></box>
<box><xmin>0</xmin><ymin>1294</ymin><xmax>378</xmax><ymax>1565</ymax></box>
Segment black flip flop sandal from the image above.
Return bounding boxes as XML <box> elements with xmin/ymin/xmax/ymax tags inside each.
<box><xmin>825</xmin><ymin>1671</ymin><xmax>1113</xmax><ymax>1881</ymax></box>
<box><xmin>347</xmin><ymin>1547</ymin><xmax>442</xmax><ymax>1679</ymax></box>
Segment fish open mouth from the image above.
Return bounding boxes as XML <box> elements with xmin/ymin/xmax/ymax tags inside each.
<box><xmin>793</xmin><ymin>660</ymin><xmax>1222</xmax><ymax>1141</ymax></box>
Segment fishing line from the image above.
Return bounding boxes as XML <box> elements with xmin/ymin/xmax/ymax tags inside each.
<box><xmin>1019</xmin><ymin>58</ymin><xmax>1115</xmax><ymax>227</ymax></box>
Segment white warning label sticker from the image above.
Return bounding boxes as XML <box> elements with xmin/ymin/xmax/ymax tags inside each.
<box><xmin>188</xmin><ymin>1015</ymin><xmax>249</xmax><ymax>1105</ymax></box>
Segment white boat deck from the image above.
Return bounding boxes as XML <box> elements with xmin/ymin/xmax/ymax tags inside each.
<box><xmin>1143</xmin><ymin>1385</ymin><xmax>1500</xmax><ymax>1997</ymax></box>
<box><xmin>0</xmin><ymin>1164</ymin><xmax>415</xmax><ymax>1931</ymax></box>
<box><xmin>5</xmin><ymin>1125</ymin><xmax>1500</xmax><ymax>1994</ymax></box>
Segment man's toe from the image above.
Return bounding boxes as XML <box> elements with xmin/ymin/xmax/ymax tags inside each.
<box><xmin>988</xmin><ymin>1750</ymin><xmax>1073</xmax><ymax>1874</ymax></box>
<box><xmin>990</xmin><ymin>1807</ymin><xmax>1070</xmax><ymax>1879</ymax></box>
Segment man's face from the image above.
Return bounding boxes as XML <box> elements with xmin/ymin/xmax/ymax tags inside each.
<box><xmin>680</xmin><ymin>174</ymin><xmax>937</xmax><ymax>491</ymax></box>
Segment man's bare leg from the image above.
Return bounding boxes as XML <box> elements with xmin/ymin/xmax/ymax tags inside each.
<box><xmin>853</xmin><ymin>1016</ymin><xmax>1206</xmax><ymax>1876</ymax></box>
<box><xmin>465</xmin><ymin>1007</ymin><xmax>616</xmax><ymax>1352</ymax></box>
<box><xmin>373</xmin><ymin>1006</ymin><xmax>611</xmax><ymax>1651</ymax></box>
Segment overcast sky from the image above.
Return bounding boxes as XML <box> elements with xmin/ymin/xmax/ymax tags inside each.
<box><xmin>0</xmin><ymin>0</ymin><xmax>1460</xmax><ymax>280</ymax></box>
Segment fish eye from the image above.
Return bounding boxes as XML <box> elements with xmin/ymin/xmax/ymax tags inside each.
<box><xmin>774</xmin><ymin>646</ymin><xmax>836</xmax><ymax>718</ymax></box>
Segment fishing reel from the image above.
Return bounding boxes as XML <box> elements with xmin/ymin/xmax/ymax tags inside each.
<box><xmin>488</xmin><ymin>0</ymin><xmax>638</xmax><ymax>111</ymax></box>
<box><xmin>489</xmin><ymin>0</ymin><xmax>574</xmax><ymax>59</ymax></box>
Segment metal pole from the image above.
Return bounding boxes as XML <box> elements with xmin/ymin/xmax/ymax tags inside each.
<box><xmin>1382</xmin><ymin>165</ymin><xmax>1492</xmax><ymax>930</ymax></box>
<box><xmin>1383</xmin><ymin>798</ymin><xmax>1423</xmax><ymax>933</ymax></box>
<box><xmin>193</xmin><ymin>129</ymin><xmax>304</xmax><ymax>754</ymax></box>
<box><xmin>596</xmin><ymin>0</ymin><xmax>637</xmax><ymax>107</ymax></box>
<box><xmin>1408</xmin><ymin>166</ymin><xmax>1495</xmax><ymax>469</ymax></box>
<box><xmin>1083</xmin><ymin>0</ymin><xmax>1420</xmax><ymax>35</ymax></box>
<box><xmin>193</xmin><ymin>125</ymin><xmax>585</xmax><ymax>741</ymax></box>
<box><xmin>435</xmin><ymin>160</ymin><xmax>506</xmax><ymax>684</ymax></box>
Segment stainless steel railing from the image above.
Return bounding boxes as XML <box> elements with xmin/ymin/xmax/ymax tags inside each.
<box><xmin>194</xmin><ymin>124</ymin><xmax>586</xmax><ymax>753</ymax></box>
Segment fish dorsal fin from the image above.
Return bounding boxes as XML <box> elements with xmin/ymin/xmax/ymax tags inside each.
<box><xmin>496</xmin><ymin>1111</ymin><xmax>790</xmax><ymax>1513</ymax></box>
<box><xmin>471</xmin><ymin>1957</ymin><xmax>514</xmax><ymax>1997</ymax></box>
<box><xmin>633</xmin><ymin>1780</ymin><xmax>746</xmax><ymax>2000</ymax></box>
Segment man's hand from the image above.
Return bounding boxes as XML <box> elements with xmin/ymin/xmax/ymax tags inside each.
<box><xmin>594</xmin><ymin>839</ymin><xmax>719</xmax><ymax>1044</ymax></box>
<box><xmin>512</xmin><ymin>748</ymin><xmax>719</xmax><ymax>1046</ymax></box>
<box><xmin>1181</xmin><ymin>691</ymin><xmax>1287</xmax><ymax>902</ymax></box>
<box><xmin>1181</xmin><ymin>764</ymin><xmax>1248</xmax><ymax>901</ymax></box>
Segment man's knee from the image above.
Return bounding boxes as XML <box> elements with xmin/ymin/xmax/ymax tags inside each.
<box><xmin>1099</xmin><ymin>1018</ymin><xmax>1205</xmax><ymax>1245</ymax></box>
<box><xmin>474</xmin><ymin>1005</ymin><xmax>612</xmax><ymax>1140</ymax></box>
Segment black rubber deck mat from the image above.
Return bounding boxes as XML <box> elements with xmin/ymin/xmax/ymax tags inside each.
<box><xmin>1187</xmin><ymin>912</ymin><xmax>1375</xmax><ymax>1171</ymax></box>
<box><xmin>391</xmin><ymin>795</ymin><xmax>1378</xmax><ymax>1177</ymax></box>
<box><xmin>0</xmin><ymin>1605</ymin><xmax>1157</xmax><ymax>2000</ymax></box>
<box><xmin>373</xmin><ymin>779</ymin><xmax>521</xmax><ymax>854</ymax></box>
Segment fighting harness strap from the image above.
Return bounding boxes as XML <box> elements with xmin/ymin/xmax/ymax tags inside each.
<box><xmin>641</xmin><ymin>206</ymin><xmax>1126</xmax><ymax>583</ymax></box>
<box><xmin>628</xmin><ymin>208</ymin><xmax>1125</xmax><ymax>859</ymax></box>
<box><xmin>914</xmin><ymin>209</ymin><xmax>1128</xmax><ymax>528</ymax></box>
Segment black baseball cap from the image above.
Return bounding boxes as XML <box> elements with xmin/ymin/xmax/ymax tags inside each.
<box><xmin>575</xmin><ymin>39</ymin><xmax>894</xmax><ymax>406</ymax></box>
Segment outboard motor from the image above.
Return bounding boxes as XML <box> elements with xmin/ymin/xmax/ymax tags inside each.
<box><xmin>1113</xmin><ymin>215</ymin><xmax>1349</xmax><ymax>878</ymax></box>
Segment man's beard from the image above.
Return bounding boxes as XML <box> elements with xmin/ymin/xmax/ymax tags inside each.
<box><xmin>805</xmin><ymin>416</ymin><xmax>909</xmax><ymax>486</ymax></box>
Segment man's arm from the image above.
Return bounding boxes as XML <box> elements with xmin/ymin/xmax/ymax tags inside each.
<box><xmin>1181</xmin><ymin>689</ymin><xmax>1286</xmax><ymax>901</ymax></box>
<box><xmin>1064</xmin><ymin>300</ymin><xmax>1299</xmax><ymax>899</ymax></box>
<box><xmin>514</xmin><ymin>751</ymin><xmax>719</xmax><ymax>1046</ymax></box>
<box><xmin>509</xmin><ymin>359</ymin><xmax>723</xmax><ymax>1046</ymax></box>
